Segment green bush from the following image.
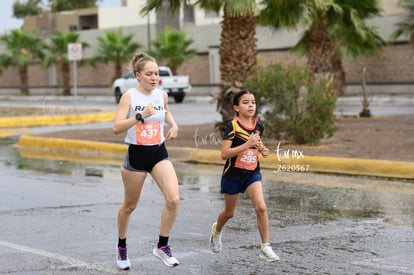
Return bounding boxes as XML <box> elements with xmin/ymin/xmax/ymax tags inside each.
<box><xmin>244</xmin><ymin>64</ymin><xmax>337</xmax><ymax>144</ymax></box>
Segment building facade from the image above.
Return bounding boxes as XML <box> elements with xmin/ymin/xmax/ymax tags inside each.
<box><xmin>0</xmin><ymin>0</ymin><xmax>412</xmax><ymax>94</ymax></box>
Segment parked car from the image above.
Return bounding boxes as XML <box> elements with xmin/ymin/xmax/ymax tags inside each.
<box><xmin>113</xmin><ymin>66</ymin><xmax>191</xmax><ymax>103</ymax></box>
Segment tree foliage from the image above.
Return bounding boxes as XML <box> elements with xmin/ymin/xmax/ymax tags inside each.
<box><xmin>48</xmin><ymin>0</ymin><xmax>100</xmax><ymax>12</ymax></box>
<box><xmin>43</xmin><ymin>30</ymin><xmax>89</xmax><ymax>95</ymax></box>
<box><xmin>244</xmin><ymin>64</ymin><xmax>337</xmax><ymax>144</ymax></box>
<box><xmin>391</xmin><ymin>0</ymin><xmax>414</xmax><ymax>45</ymax></box>
<box><xmin>13</xmin><ymin>0</ymin><xmax>44</xmax><ymax>19</ymax></box>
<box><xmin>0</xmin><ymin>29</ymin><xmax>46</xmax><ymax>95</ymax></box>
<box><xmin>257</xmin><ymin>0</ymin><xmax>385</xmax><ymax>93</ymax></box>
<box><xmin>149</xmin><ymin>26</ymin><xmax>196</xmax><ymax>75</ymax></box>
<box><xmin>92</xmin><ymin>28</ymin><xmax>142</xmax><ymax>84</ymax></box>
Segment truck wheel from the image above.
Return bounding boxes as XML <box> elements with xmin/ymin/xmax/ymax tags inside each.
<box><xmin>174</xmin><ymin>94</ymin><xmax>184</xmax><ymax>103</ymax></box>
<box><xmin>115</xmin><ymin>88</ymin><xmax>122</xmax><ymax>104</ymax></box>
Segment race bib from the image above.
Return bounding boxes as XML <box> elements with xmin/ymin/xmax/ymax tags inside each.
<box><xmin>136</xmin><ymin>121</ymin><xmax>161</xmax><ymax>145</ymax></box>
<box><xmin>234</xmin><ymin>148</ymin><xmax>258</xmax><ymax>170</ymax></box>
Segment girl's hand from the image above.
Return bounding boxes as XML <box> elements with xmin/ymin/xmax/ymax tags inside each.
<box><xmin>165</xmin><ymin>125</ymin><xmax>178</xmax><ymax>141</ymax></box>
<box><xmin>260</xmin><ymin>146</ymin><xmax>270</xmax><ymax>158</ymax></box>
<box><xmin>247</xmin><ymin>133</ymin><xmax>261</xmax><ymax>147</ymax></box>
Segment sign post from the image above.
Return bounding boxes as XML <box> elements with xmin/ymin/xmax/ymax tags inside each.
<box><xmin>67</xmin><ymin>43</ymin><xmax>82</xmax><ymax>99</ymax></box>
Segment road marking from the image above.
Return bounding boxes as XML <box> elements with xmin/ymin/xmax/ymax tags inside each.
<box><xmin>0</xmin><ymin>240</ymin><xmax>116</xmax><ymax>274</ymax></box>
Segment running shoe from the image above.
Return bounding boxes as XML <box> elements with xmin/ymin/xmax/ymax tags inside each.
<box><xmin>209</xmin><ymin>222</ymin><xmax>222</xmax><ymax>253</ymax></box>
<box><xmin>116</xmin><ymin>246</ymin><xmax>131</xmax><ymax>270</ymax></box>
<box><xmin>152</xmin><ymin>242</ymin><xmax>179</xmax><ymax>267</ymax></box>
<box><xmin>260</xmin><ymin>244</ymin><xmax>280</xmax><ymax>262</ymax></box>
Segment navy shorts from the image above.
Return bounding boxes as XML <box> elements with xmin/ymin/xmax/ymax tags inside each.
<box><xmin>221</xmin><ymin>172</ymin><xmax>262</xmax><ymax>195</ymax></box>
<box><xmin>123</xmin><ymin>143</ymin><xmax>168</xmax><ymax>173</ymax></box>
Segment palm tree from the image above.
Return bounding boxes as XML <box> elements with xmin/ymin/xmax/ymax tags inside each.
<box><xmin>91</xmin><ymin>28</ymin><xmax>142</xmax><ymax>85</ymax></box>
<box><xmin>258</xmin><ymin>0</ymin><xmax>384</xmax><ymax>93</ymax></box>
<box><xmin>391</xmin><ymin>0</ymin><xmax>414</xmax><ymax>45</ymax></box>
<box><xmin>149</xmin><ymin>26</ymin><xmax>196</xmax><ymax>75</ymax></box>
<box><xmin>0</xmin><ymin>29</ymin><xmax>46</xmax><ymax>95</ymax></box>
<box><xmin>141</xmin><ymin>0</ymin><xmax>258</xmax><ymax>133</ymax></box>
<box><xmin>43</xmin><ymin>30</ymin><xmax>89</xmax><ymax>96</ymax></box>
<box><xmin>48</xmin><ymin>0</ymin><xmax>98</xmax><ymax>11</ymax></box>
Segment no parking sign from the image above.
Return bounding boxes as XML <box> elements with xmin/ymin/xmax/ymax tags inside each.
<box><xmin>68</xmin><ymin>43</ymin><xmax>82</xmax><ymax>61</ymax></box>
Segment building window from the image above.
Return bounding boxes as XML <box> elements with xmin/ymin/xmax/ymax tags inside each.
<box><xmin>69</xmin><ymin>25</ymin><xmax>77</xmax><ymax>31</ymax></box>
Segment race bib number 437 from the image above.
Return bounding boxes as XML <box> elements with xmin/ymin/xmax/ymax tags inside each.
<box><xmin>136</xmin><ymin>121</ymin><xmax>161</xmax><ymax>145</ymax></box>
<box><xmin>234</xmin><ymin>148</ymin><xmax>258</xmax><ymax>170</ymax></box>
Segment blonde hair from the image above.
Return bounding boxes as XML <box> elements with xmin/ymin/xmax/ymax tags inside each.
<box><xmin>130</xmin><ymin>52</ymin><xmax>156</xmax><ymax>74</ymax></box>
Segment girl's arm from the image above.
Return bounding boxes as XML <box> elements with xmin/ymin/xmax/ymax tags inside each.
<box><xmin>221</xmin><ymin>133</ymin><xmax>261</xmax><ymax>160</ymax></box>
<box><xmin>257</xmin><ymin>141</ymin><xmax>270</xmax><ymax>158</ymax></box>
<box><xmin>163</xmin><ymin>91</ymin><xmax>179</xmax><ymax>140</ymax></box>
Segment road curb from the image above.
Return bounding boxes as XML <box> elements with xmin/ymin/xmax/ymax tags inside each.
<box><xmin>16</xmin><ymin>135</ymin><xmax>414</xmax><ymax>180</ymax></box>
<box><xmin>0</xmin><ymin>112</ymin><xmax>116</xmax><ymax>128</ymax></box>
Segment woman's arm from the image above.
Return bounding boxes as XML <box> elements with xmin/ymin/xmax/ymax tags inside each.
<box><xmin>113</xmin><ymin>93</ymin><xmax>136</xmax><ymax>135</ymax></box>
<box><xmin>163</xmin><ymin>91</ymin><xmax>179</xmax><ymax>140</ymax></box>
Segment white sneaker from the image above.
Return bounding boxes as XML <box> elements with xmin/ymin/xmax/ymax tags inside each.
<box><xmin>116</xmin><ymin>246</ymin><xmax>131</xmax><ymax>270</ymax></box>
<box><xmin>209</xmin><ymin>222</ymin><xmax>222</xmax><ymax>253</ymax></box>
<box><xmin>260</xmin><ymin>244</ymin><xmax>280</xmax><ymax>262</ymax></box>
<box><xmin>152</xmin><ymin>242</ymin><xmax>179</xmax><ymax>267</ymax></box>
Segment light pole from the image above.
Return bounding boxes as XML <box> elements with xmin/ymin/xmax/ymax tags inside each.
<box><xmin>142</xmin><ymin>0</ymin><xmax>151</xmax><ymax>51</ymax></box>
<box><xmin>147</xmin><ymin>12</ymin><xmax>151</xmax><ymax>51</ymax></box>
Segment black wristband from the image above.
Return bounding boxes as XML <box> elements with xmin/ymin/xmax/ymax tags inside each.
<box><xmin>135</xmin><ymin>113</ymin><xmax>144</xmax><ymax>123</ymax></box>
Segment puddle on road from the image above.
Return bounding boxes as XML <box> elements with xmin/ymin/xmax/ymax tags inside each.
<box><xmin>1</xmin><ymin>139</ymin><xmax>414</xmax><ymax>228</ymax></box>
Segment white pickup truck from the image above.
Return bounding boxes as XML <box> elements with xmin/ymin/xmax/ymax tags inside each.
<box><xmin>113</xmin><ymin>66</ymin><xmax>191</xmax><ymax>103</ymax></box>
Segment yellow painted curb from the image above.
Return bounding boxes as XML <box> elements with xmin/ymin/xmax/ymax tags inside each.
<box><xmin>15</xmin><ymin>135</ymin><xmax>414</xmax><ymax>179</ymax></box>
<box><xmin>0</xmin><ymin>112</ymin><xmax>116</xmax><ymax>128</ymax></box>
<box><xmin>0</xmin><ymin>131</ymin><xmax>17</xmax><ymax>137</ymax></box>
<box><xmin>17</xmin><ymin>135</ymin><xmax>126</xmax><ymax>165</ymax></box>
<box><xmin>259</xmin><ymin>154</ymin><xmax>414</xmax><ymax>179</ymax></box>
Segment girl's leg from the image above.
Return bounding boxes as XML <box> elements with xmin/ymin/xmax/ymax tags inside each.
<box><xmin>246</xmin><ymin>181</ymin><xmax>269</xmax><ymax>243</ymax></box>
<box><xmin>118</xmin><ymin>168</ymin><xmax>146</xmax><ymax>239</ymax></box>
<box><xmin>151</xmin><ymin>160</ymin><xmax>180</xmax><ymax>237</ymax></box>
<box><xmin>216</xmin><ymin>193</ymin><xmax>239</xmax><ymax>232</ymax></box>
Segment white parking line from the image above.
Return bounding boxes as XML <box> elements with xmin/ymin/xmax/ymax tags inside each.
<box><xmin>0</xmin><ymin>240</ymin><xmax>117</xmax><ymax>274</ymax></box>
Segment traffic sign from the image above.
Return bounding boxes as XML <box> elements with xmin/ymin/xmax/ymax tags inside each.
<box><xmin>68</xmin><ymin>43</ymin><xmax>82</xmax><ymax>61</ymax></box>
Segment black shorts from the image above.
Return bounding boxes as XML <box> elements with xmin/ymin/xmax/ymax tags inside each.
<box><xmin>123</xmin><ymin>143</ymin><xmax>168</xmax><ymax>173</ymax></box>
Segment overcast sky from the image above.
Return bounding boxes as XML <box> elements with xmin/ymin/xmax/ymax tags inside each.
<box><xmin>0</xmin><ymin>0</ymin><xmax>122</xmax><ymax>34</ymax></box>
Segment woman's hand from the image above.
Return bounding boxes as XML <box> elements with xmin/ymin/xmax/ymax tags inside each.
<box><xmin>142</xmin><ymin>103</ymin><xmax>157</xmax><ymax>118</ymax></box>
<box><xmin>165</xmin><ymin>125</ymin><xmax>179</xmax><ymax>141</ymax></box>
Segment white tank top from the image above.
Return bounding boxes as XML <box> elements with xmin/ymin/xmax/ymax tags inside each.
<box><xmin>124</xmin><ymin>88</ymin><xmax>166</xmax><ymax>145</ymax></box>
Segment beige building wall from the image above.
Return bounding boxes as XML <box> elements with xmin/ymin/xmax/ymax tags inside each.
<box><xmin>380</xmin><ymin>0</ymin><xmax>405</xmax><ymax>15</ymax></box>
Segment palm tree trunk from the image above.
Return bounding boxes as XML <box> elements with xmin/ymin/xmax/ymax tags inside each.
<box><xmin>114</xmin><ymin>60</ymin><xmax>122</xmax><ymax>86</ymax></box>
<box><xmin>306</xmin><ymin>21</ymin><xmax>333</xmax><ymax>79</ymax></box>
<box><xmin>19</xmin><ymin>65</ymin><xmax>29</xmax><ymax>96</ymax></box>
<box><xmin>331</xmin><ymin>49</ymin><xmax>346</xmax><ymax>95</ymax></box>
<box><xmin>215</xmin><ymin>7</ymin><xmax>257</xmax><ymax>134</ymax></box>
<box><xmin>62</xmin><ymin>62</ymin><xmax>71</xmax><ymax>96</ymax></box>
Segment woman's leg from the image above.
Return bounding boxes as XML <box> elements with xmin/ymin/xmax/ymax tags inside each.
<box><xmin>118</xmin><ymin>167</ymin><xmax>146</xmax><ymax>239</ymax></box>
<box><xmin>246</xmin><ymin>181</ymin><xmax>269</xmax><ymax>243</ymax></box>
<box><xmin>151</xmin><ymin>160</ymin><xmax>180</xmax><ymax>237</ymax></box>
<box><xmin>216</xmin><ymin>193</ymin><xmax>239</xmax><ymax>232</ymax></box>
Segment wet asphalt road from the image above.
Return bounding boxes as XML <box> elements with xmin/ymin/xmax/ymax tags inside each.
<box><xmin>0</xmin><ymin>142</ymin><xmax>413</xmax><ymax>274</ymax></box>
<box><xmin>1</xmin><ymin>93</ymin><xmax>414</xmax><ymax>274</ymax></box>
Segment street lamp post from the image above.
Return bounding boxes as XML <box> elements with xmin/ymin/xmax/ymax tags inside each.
<box><xmin>147</xmin><ymin>12</ymin><xmax>151</xmax><ymax>51</ymax></box>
